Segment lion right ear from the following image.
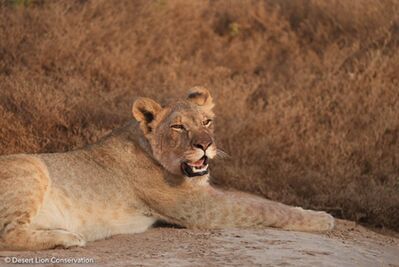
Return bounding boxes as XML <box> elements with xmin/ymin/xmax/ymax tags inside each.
<box><xmin>187</xmin><ymin>86</ymin><xmax>215</xmax><ymax>111</ymax></box>
<box><xmin>132</xmin><ymin>97</ymin><xmax>162</xmax><ymax>134</ymax></box>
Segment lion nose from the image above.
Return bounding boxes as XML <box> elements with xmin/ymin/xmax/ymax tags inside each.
<box><xmin>192</xmin><ymin>137</ymin><xmax>213</xmax><ymax>151</ymax></box>
<box><xmin>193</xmin><ymin>141</ymin><xmax>212</xmax><ymax>151</ymax></box>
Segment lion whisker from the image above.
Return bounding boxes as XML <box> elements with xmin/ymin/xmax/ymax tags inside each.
<box><xmin>216</xmin><ymin>149</ymin><xmax>230</xmax><ymax>159</ymax></box>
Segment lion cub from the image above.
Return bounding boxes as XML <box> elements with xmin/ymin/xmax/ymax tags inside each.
<box><xmin>0</xmin><ymin>87</ymin><xmax>334</xmax><ymax>250</ymax></box>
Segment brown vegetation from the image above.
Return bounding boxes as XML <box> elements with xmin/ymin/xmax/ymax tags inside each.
<box><xmin>0</xmin><ymin>0</ymin><xmax>398</xmax><ymax>230</ymax></box>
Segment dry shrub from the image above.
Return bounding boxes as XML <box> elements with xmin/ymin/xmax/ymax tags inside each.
<box><xmin>0</xmin><ymin>0</ymin><xmax>398</xmax><ymax>230</ymax></box>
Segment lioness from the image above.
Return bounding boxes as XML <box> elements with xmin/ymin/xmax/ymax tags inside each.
<box><xmin>0</xmin><ymin>87</ymin><xmax>334</xmax><ymax>251</ymax></box>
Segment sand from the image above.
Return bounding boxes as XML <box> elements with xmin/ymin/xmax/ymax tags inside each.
<box><xmin>0</xmin><ymin>220</ymin><xmax>397</xmax><ymax>267</ymax></box>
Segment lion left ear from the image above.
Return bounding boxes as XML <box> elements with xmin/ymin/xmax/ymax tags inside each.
<box><xmin>186</xmin><ymin>86</ymin><xmax>214</xmax><ymax>111</ymax></box>
<box><xmin>132</xmin><ymin>97</ymin><xmax>162</xmax><ymax>134</ymax></box>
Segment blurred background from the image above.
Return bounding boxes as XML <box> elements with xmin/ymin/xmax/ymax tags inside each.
<box><xmin>0</xmin><ymin>0</ymin><xmax>398</xmax><ymax>231</ymax></box>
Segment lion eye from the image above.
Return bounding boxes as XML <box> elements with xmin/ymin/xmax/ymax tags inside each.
<box><xmin>203</xmin><ymin>119</ymin><xmax>212</xmax><ymax>127</ymax></box>
<box><xmin>171</xmin><ymin>124</ymin><xmax>185</xmax><ymax>131</ymax></box>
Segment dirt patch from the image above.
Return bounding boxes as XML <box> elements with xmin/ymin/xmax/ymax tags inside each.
<box><xmin>0</xmin><ymin>220</ymin><xmax>397</xmax><ymax>266</ymax></box>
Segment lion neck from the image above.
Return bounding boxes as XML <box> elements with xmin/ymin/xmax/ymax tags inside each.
<box><xmin>88</xmin><ymin>121</ymin><xmax>182</xmax><ymax>183</ymax></box>
<box><xmin>82</xmin><ymin>120</ymin><xmax>212</xmax><ymax>218</ymax></box>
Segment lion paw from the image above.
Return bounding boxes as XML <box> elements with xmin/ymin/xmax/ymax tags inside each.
<box><xmin>310</xmin><ymin>211</ymin><xmax>335</xmax><ymax>231</ymax></box>
<box><xmin>52</xmin><ymin>230</ymin><xmax>86</xmax><ymax>249</ymax></box>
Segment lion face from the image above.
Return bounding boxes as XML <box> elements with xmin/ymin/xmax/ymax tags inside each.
<box><xmin>132</xmin><ymin>87</ymin><xmax>217</xmax><ymax>178</ymax></box>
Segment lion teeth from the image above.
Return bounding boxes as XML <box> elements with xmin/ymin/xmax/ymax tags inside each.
<box><xmin>191</xmin><ymin>164</ymin><xmax>208</xmax><ymax>173</ymax></box>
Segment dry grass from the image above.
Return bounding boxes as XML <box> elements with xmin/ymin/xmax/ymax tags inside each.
<box><xmin>0</xmin><ymin>0</ymin><xmax>398</xmax><ymax>230</ymax></box>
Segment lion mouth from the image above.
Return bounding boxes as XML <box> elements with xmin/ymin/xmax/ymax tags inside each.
<box><xmin>181</xmin><ymin>156</ymin><xmax>209</xmax><ymax>177</ymax></box>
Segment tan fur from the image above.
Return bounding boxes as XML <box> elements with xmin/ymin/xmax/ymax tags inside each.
<box><xmin>0</xmin><ymin>88</ymin><xmax>334</xmax><ymax>251</ymax></box>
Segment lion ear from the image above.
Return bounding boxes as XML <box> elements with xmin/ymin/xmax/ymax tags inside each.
<box><xmin>187</xmin><ymin>86</ymin><xmax>214</xmax><ymax>111</ymax></box>
<box><xmin>132</xmin><ymin>97</ymin><xmax>162</xmax><ymax>134</ymax></box>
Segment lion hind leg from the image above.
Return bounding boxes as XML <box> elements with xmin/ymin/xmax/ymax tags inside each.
<box><xmin>1</xmin><ymin>225</ymin><xmax>86</xmax><ymax>251</ymax></box>
<box><xmin>0</xmin><ymin>156</ymin><xmax>48</xmax><ymax>230</ymax></box>
<box><xmin>0</xmin><ymin>155</ymin><xmax>84</xmax><ymax>250</ymax></box>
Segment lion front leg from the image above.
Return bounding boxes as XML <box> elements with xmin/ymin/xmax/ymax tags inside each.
<box><xmin>222</xmin><ymin>189</ymin><xmax>335</xmax><ymax>232</ymax></box>
<box><xmin>160</xmin><ymin>186</ymin><xmax>335</xmax><ymax>232</ymax></box>
<box><xmin>219</xmin><ymin>190</ymin><xmax>335</xmax><ymax>232</ymax></box>
<box><xmin>277</xmin><ymin>207</ymin><xmax>335</xmax><ymax>232</ymax></box>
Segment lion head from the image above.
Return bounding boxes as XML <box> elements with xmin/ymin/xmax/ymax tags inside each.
<box><xmin>132</xmin><ymin>87</ymin><xmax>217</xmax><ymax>178</ymax></box>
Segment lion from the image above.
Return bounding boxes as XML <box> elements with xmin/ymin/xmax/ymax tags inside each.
<box><xmin>0</xmin><ymin>87</ymin><xmax>334</xmax><ymax>251</ymax></box>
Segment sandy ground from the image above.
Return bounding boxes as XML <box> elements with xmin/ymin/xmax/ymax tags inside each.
<box><xmin>0</xmin><ymin>220</ymin><xmax>398</xmax><ymax>267</ymax></box>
